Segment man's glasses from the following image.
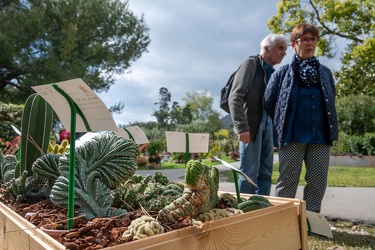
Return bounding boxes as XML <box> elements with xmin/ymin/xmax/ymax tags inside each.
<box><xmin>296</xmin><ymin>37</ymin><xmax>318</xmax><ymax>44</ymax></box>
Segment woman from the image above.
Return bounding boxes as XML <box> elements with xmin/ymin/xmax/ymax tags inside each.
<box><xmin>264</xmin><ymin>23</ymin><xmax>338</xmax><ymax>213</ymax></box>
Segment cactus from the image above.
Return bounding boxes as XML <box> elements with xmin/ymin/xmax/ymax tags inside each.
<box><xmin>237</xmin><ymin>197</ymin><xmax>272</xmax><ymax>213</ymax></box>
<box><xmin>122</xmin><ymin>216</ymin><xmax>165</xmax><ymax>240</ymax></box>
<box><xmin>157</xmin><ymin>160</ymin><xmax>219</xmax><ymax>224</ymax></box>
<box><xmin>19</xmin><ymin>93</ymin><xmax>53</xmax><ymax>177</ymax></box>
<box><xmin>32</xmin><ymin>153</ymin><xmax>61</xmax><ymax>183</ymax></box>
<box><xmin>113</xmin><ymin>173</ymin><xmax>183</xmax><ymax>211</ymax></box>
<box><xmin>196</xmin><ymin>208</ymin><xmax>243</xmax><ymax>223</ymax></box>
<box><xmin>0</xmin><ymin>154</ymin><xmax>17</xmax><ymax>184</ymax></box>
<box><xmin>48</xmin><ymin>139</ymin><xmax>69</xmax><ymax>154</ymax></box>
<box><xmin>1</xmin><ymin>169</ymin><xmax>50</xmax><ymax>203</ymax></box>
<box><xmin>50</xmin><ymin>133</ymin><xmax>139</xmax><ymax>219</ymax></box>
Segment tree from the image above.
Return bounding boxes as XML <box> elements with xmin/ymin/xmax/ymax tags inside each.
<box><xmin>182</xmin><ymin>90</ymin><xmax>222</xmax><ymax>135</ymax></box>
<box><xmin>152</xmin><ymin>87</ymin><xmax>172</xmax><ymax>129</ymax></box>
<box><xmin>0</xmin><ymin>0</ymin><xmax>150</xmax><ymax>103</ymax></box>
<box><xmin>267</xmin><ymin>0</ymin><xmax>375</xmax><ymax>96</ymax></box>
<box><xmin>170</xmin><ymin>103</ymin><xmax>192</xmax><ymax>126</ymax></box>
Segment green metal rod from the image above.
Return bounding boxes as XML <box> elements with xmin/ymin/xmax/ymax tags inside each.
<box><xmin>231</xmin><ymin>170</ymin><xmax>241</xmax><ymax>202</ymax></box>
<box><xmin>185</xmin><ymin>133</ymin><xmax>190</xmax><ymax>166</ymax></box>
<box><xmin>123</xmin><ymin>128</ymin><xmax>134</xmax><ymax>141</ymax></box>
<box><xmin>52</xmin><ymin>84</ymin><xmax>91</xmax><ymax>230</ymax></box>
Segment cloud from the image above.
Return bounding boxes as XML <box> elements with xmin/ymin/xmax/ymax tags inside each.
<box><xmin>98</xmin><ymin>0</ymin><xmax>341</xmax><ymax>126</ymax></box>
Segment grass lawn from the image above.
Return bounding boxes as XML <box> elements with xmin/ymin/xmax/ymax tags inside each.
<box><xmin>221</xmin><ymin>163</ymin><xmax>375</xmax><ymax>187</ymax></box>
<box><xmin>161</xmin><ymin>157</ymin><xmax>375</xmax><ymax>187</ymax></box>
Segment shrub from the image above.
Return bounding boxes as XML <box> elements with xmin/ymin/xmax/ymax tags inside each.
<box><xmin>332</xmin><ymin>132</ymin><xmax>375</xmax><ymax>156</ymax></box>
<box><xmin>336</xmin><ymin>95</ymin><xmax>375</xmax><ymax>135</ymax></box>
<box><xmin>137</xmin><ymin>156</ymin><xmax>148</xmax><ymax>167</ymax></box>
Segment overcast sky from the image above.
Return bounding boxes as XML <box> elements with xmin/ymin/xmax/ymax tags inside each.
<box><xmin>98</xmin><ymin>0</ymin><xmax>342</xmax><ymax>126</ymax></box>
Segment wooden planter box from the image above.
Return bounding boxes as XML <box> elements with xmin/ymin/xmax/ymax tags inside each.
<box><xmin>0</xmin><ymin>193</ymin><xmax>308</xmax><ymax>250</ymax></box>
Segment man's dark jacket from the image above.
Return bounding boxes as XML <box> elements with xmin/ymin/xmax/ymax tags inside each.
<box><xmin>228</xmin><ymin>55</ymin><xmax>266</xmax><ymax>141</ymax></box>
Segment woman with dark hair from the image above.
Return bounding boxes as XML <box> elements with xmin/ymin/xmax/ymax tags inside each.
<box><xmin>264</xmin><ymin>23</ymin><xmax>338</xmax><ymax>213</ymax></box>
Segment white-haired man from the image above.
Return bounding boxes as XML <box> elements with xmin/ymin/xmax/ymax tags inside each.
<box><xmin>228</xmin><ymin>34</ymin><xmax>288</xmax><ymax>195</ymax></box>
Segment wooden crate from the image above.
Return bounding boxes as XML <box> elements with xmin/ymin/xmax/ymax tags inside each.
<box><xmin>0</xmin><ymin>193</ymin><xmax>308</xmax><ymax>250</ymax></box>
<box><xmin>0</xmin><ymin>201</ymin><xmax>65</xmax><ymax>250</ymax></box>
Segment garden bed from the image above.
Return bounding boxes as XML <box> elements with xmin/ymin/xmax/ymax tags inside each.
<box><xmin>0</xmin><ymin>192</ymin><xmax>308</xmax><ymax>250</ymax></box>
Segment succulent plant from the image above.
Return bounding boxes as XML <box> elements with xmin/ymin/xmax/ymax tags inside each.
<box><xmin>0</xmin><ymin>154</ymin><xmax>17</xmax><ymax>184</ymax></box>
<box><xmin>113</xmin><ymin>172</ymin><xmax>183</xmax><ymax>211</ymax></box>
<box><xmin>19</xmin><ymin>93</ymin><xmax>53</xmax><ymax>178</ymax></box>
<box><xmin>122</xmin><ymin>216</ymin><xmax>165</xmax><ymax>240</ymax></box>
<box><xmin>157</xmin><ymin>160</ymin><xmax>219</xmax><ymax>224</ymax></box>
<box><xmin>50</xmin><ymin>133</ymin><xmax>140</xmax><ymax>219</ymax></box>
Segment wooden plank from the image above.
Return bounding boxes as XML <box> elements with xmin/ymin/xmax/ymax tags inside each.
<box><xmin>0</xmin><ymin>202</ymin><xmax>65</xmax><ymax>250</ymax></box>
<box><xmin>107</xmin><ymin>199</ymin><xmax>305</xmax><ymax>250</ymax></box>
<box><xmin>299</xmin><ymin>200</ymin><xmax>308</xmax><ymax>249</ymax></box>
<box><xmin>1</xmin><ymin>194</ymin><xmax>307</xmax><ymax>250</ymax></box>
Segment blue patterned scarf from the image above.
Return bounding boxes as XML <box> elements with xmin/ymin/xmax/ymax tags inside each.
<box><xmin>294</xmin><ymin>54</ymin><xmax>319</xmax><ymax>86</ymax></box>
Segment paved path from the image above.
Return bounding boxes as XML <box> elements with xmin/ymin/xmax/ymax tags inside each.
<box><xmin>137</xmin><ymin>159</ymin><xmax>375</xmax><ymax>224</ymax></box>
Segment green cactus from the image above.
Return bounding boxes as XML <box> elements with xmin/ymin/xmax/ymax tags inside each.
<box><xmin>0</xmin><ymin>154</ymin><xmax>17</xmax><ymax>184</ymax></box>
<box><xmin>237</xmin><ymin>198</ymin><xmax>272</xmax><ymax>213</ymax></box>
<box><xmin>1</xmin><ymin>170</ymin><xmax>50</xmax><ymax>203</ymax></box>
<box><xmin>32</xmin><ymin>153</ymin><xmax>61</xmax><ymax>182</ymax></box>
<box><xmin>50</xmin><ymin>133</ymin><xmax>139</xmax><ymax>219</ymax></box>
<box><xmin>157</xmin><ymin>160</ymin><xmax>219</xmax><ymax>224</ymax></box>
<box><xmin>113</xmin><ymin>173</ymin><xmax>183</xmax><ymax>211</ymax></box>
<box><xmin>19</xmin><ymin>93</ymin><xmax>53</xmax><ymax>177</ymax></box>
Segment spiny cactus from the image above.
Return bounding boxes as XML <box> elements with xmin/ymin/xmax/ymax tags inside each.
<box><xmin>0</xmin><ymin>154</ymin><xmax>17</xmax><ymax>184</ymax></box>
<box><xmin>1</xmin><ymin>170</ymin><xmax>50</xmax><ymax>203</ymax></box>
<box><xmin>237</xmin><ymin>195</ymin><xmax>273</xmax><ymax>213</ymax></box>
<box><xmin>217</xmin><ymin>192</ymin><xmax>246</xmax><ymax>209</ymax></box>
<box><xmin>19</xmin><ymin>93</ymin><xmax>53</xmax><ymax>177</ymax></box>
<box><xmin>113</xmin><ymin>173</ymin><xmax>183</xmax><ymax>211</ymax></box>
<box><xmin>50</xmin><ymin>133</ymin><xmax>139</xmax><ymax>219</ymax></box>
<box><xmin>157</xmin><ymin>160</ymin><xmax>219</xmax><ymax>224</ymax></box>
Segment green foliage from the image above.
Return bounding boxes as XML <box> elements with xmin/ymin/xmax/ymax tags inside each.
<box><xmin>336</xmin><ymin>95</ymin><xmax>375</xmax><ymax>135</ymax></box>
<box><xmin>0</xmin><ymin>102</ymin><xmax>23</xmax><ymax>152</ymax></box>
<box><xmin>0</xmin><ymin>0</ymin><xmax>150</xmax><ymax>104</ymax></box>
<box><xmin>182</xmin><ymin>90</ymin><xmax>222</xmax><ymax>135</ymax></box>
<box><xmin>152</xmin><ymin>87</ymin><xmax>172</xmax><ymax>129</ymax></box>
<box><xmin>267</xmin><ymin>0</ymin><xmax>375</xmax><ymax>96</ymax></box>
<box><xmin>344</xmin><ymin>133</ymin><xmax>375</xmax><ymax>156</ymax></box>
<box><xmin>208</xmin><ymin>144</ymin><xmax>221</xmax><ymax>158</ymax></box>
<box><xmin>146</xmin><ymin>139</ymin><xmax>165</xmax><ymax>157</ymax></box>
<box><xmin>171</xmin><ymin>152</ymin><xmax>186</xmax><ymax>163</ymax></box>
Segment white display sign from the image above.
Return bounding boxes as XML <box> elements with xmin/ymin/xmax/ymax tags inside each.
<box><xmin>306</xmin><ymin>211</ymin><xmax>333</xmax><ymax>238</ymax></box>
<box><xmin>165</xmin><ymin>131</ymin><xmax>209</xmax><ymax>153</ymax></box>
<box><xmin>32</xmin><ymin>78</ymin><xmax>117</xmax><ymax>133</ymax></box>
<box><xmin>115</xmin><ymin>126</ymin><xmax>149</xmax><ymax>145</ymax></box>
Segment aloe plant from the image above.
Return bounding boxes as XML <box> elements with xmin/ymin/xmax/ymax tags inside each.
<box><xmin>50</xmin><ymin>133</ymin><xmax>140</xmax><ymax>219</ymax></box>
